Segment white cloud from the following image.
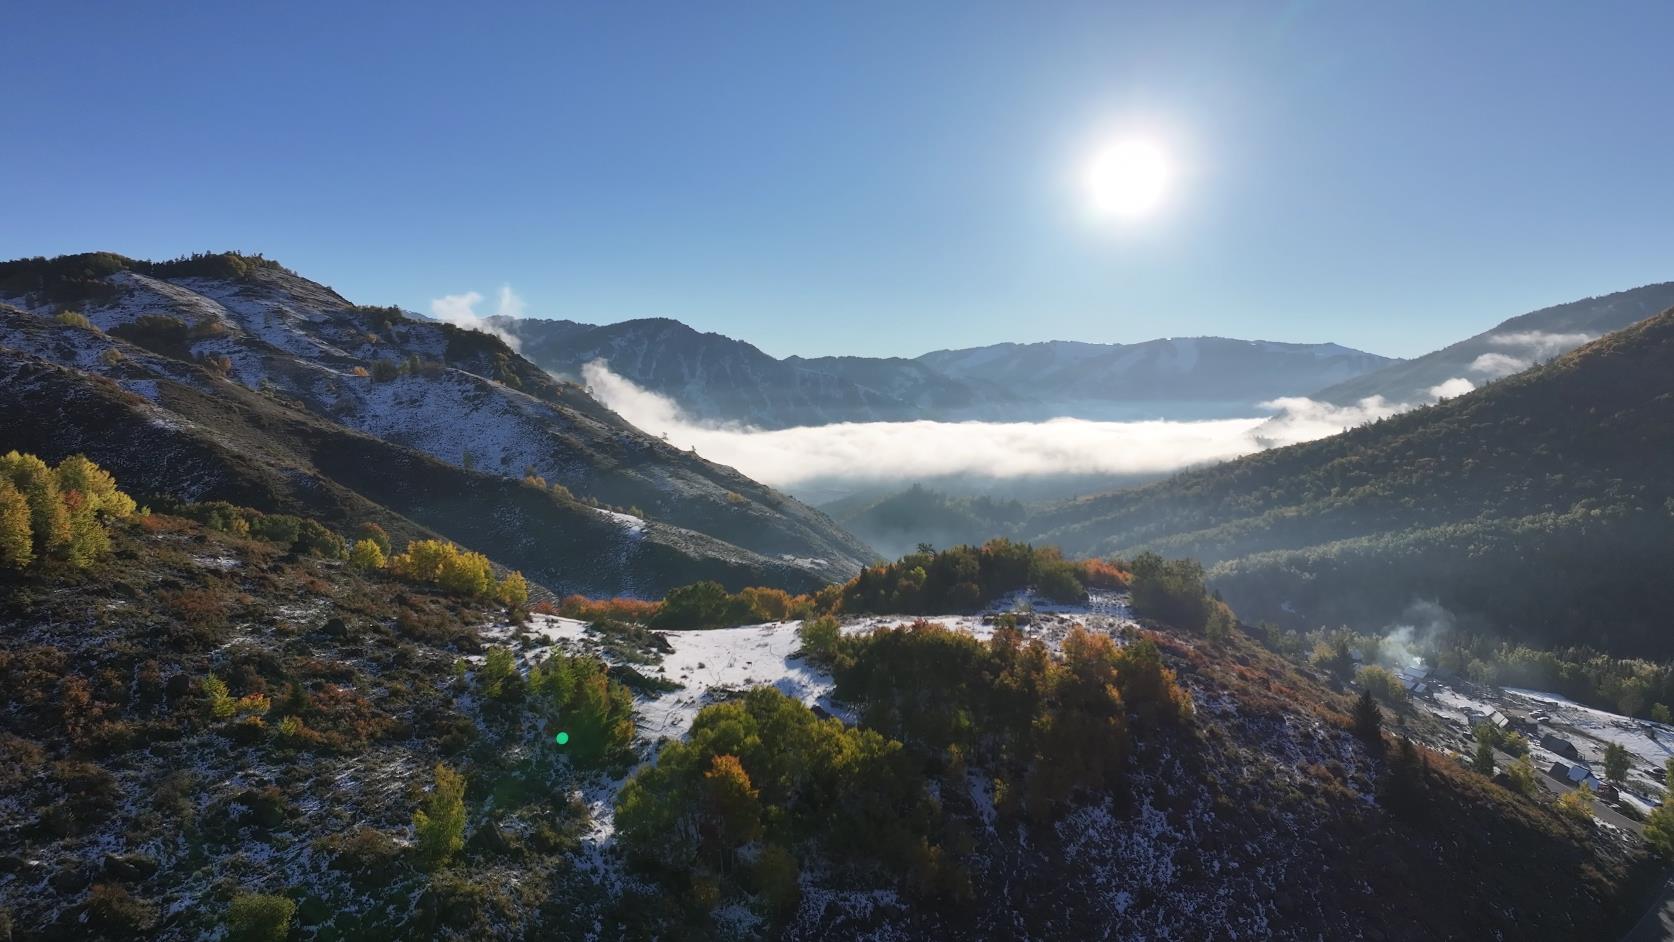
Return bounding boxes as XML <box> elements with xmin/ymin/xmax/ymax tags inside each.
<box><xmin>1250</xmin><ymin>394</ymin><xmax>1408</xmax><ymax>448</ymax></box>
<box><xmin>1427</xmin><ymin>377</ymin><xmax>1476</xmax><ymax>399</ymax></box>
<box><xmin>583</xmin><ymin>360</ymin><xmax>1412</xmax><ymax>492</ymax></box>
<box><xmin>1469</xmin><ymin>352</ymin><xmax>1530</xmax><ymax>378</ymax></box>
<box><xmin>428</xmin><ymin>287</ymin><xmax>523</xmax><ymax>351</ymax></box>
<box><xmin>1470</xmin><ymin>330</ymin><xmax>1595</xmax><ymax>378</ymax></box>
<box><xmin>1487</xmin><ymin>330</ymin><xmax>1594</xmax><ymax>358</ymax></box>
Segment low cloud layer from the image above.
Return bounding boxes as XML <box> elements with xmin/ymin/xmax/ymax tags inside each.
<box><xmin>1469</xmin><ymin>329</ymin><xmax>1595</xmax><ymax>379</ymax></box>
<box><xmin>428</xmin><ymin>285</ymin><xmax>527</xmax><ymax>350</ymax></box>
<box><xmin>583</xmin><ymin>361</ymin><xmax>1432</xmax><ymax>493</ymax></box>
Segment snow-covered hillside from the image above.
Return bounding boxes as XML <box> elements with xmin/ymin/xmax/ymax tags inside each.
<box><xmin>0</xmin><ymin>257</ymin><xmax>874</xmax><ymax>582</ymax></box>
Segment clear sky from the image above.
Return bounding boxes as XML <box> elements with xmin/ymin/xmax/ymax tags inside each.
<box><xmin>4</xmin><ymin>2</ymin><xmax>1671</xmax><ymax>359</ymax></box>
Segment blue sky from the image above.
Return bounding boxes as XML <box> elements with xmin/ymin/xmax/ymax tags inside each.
<box><xmin>4</xmin><ymin>1</ymin><xmax>1671</xmax><ymax>359</ymax></box>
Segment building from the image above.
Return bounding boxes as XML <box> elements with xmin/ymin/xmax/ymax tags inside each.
<box><xmin>1540</xmin><ymin>733</ymin><xmax>1581</xmax><ymax>760</ymax></box>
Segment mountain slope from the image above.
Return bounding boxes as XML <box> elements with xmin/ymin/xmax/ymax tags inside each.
<box><xmin>498</xmin><ymin>314</ymin><xmax>1392</xmax><ymax>426</ymax></box>
<box><xmin>0</xmin><ymin>512</ymin><xmax>1655</xmax><ymax>940</ymax></box>
<box><xmin>1021</xmin><ymin>306</ymin><xmax>1674</xmax><ymax>655</ymax></box>
<box><xmin>0</xmin><ymin>336</ymin><xmax>834</xmax><ymax>596</ymax></box>
<box><xmin>0</xmin><ymin>253</ymin><xmax>874</xmax><ymax>587</ymax></box>
<box><xmin>1310</xmin><ymin>282</ymin><xmax>1674</xmax><ymax>406</ymax></box>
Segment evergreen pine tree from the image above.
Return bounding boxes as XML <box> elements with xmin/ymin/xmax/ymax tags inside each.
<box><xmin>1472</xmin><ymin>736</ymin><xmax>1496</xmax><ymax>775</ymax></box>
<box><xmin>1351</xmin><ymin>689</ymin><xmax>1383</xmax><ymax>746</ymax></box>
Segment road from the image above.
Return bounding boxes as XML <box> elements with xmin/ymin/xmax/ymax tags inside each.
<box><xmin>1622</xmin><ymin>874</ymin><xmax>1674</xmax><ymax>941</ymax></box>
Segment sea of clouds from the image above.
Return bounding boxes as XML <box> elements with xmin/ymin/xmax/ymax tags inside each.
<box><xmin>583</xmin><ymin>361</ymin><xmax>1428</xmax><ymax>492</ymax></box>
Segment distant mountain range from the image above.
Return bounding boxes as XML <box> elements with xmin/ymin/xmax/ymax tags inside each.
<box><xmin>492</xmin><ymin>315</ymin><xmax>1394</xmax><ymax>427</ymax></box>
<box><xmin>0</xmin><ymin>253</ymin><xmax>875</xmax><ymax>594</ymax></box>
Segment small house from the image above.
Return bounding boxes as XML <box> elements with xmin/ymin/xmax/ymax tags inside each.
<box><xmin>1540</xmin><ymin>733</ymin><xmax>1580</xmax><ymax>760</ymax></box>
<box><xmin>1546</xmin><ymin>761</ymin><xmax>1571</xmax><ymax>781</ymax></box>
<box><xmin>1488</xmin><ymin>710</ymin><xmax>1512</xmax><ymax>730</ymax></box>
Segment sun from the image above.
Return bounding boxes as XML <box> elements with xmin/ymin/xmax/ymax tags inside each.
<box><xmin>1085</xmin><ymin>137</ymin><xmax>1173</xmax><ymax>219</ymax></box>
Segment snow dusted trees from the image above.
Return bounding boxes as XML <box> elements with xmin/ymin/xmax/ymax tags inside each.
<box><xmin>0</xmin><ymin>452</ymin><xmax>135</xmax><ymax>569</ymax></box>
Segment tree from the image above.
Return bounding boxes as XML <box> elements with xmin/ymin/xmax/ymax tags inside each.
<box><xmin>1472</xmin><ymin>737</ymin><xmax>1496</xmax><ymax>776</ymax></box>
<box><xmin>1603</xmin><ymin>742</ymin><xmax>1630</xmax><ymax>783</ymax></box>
<box><xmin>349</xmin><ymin>538</ymin><xmax>385</xmax><ymax>572</ymax></box>
<box><xmin>1506</xmin><ymin>754</ymin><xmax>1537</xmax><ymax>796</ymax></box>
<box><xmin>478</xmin><ymin>647</ymin><xmax>516</xmax><ymax>700</ymax></box>
<box><xmin>54</xmin><ymin>455</ymin><xmax>135</xmax><ymax>519</ymax></box>
<box><xmin>1646</xmin><ymin>801</ymin><xmax>1674</xmax><ymax>858</ymax></box>
<box><xmin>496</xmin><ymin>571</ymin><xmax>529</xmax><ymax>608</ymax></box>
<box><xmin>1356</xmin><ymin>665</ymin><xmax>1408</xmax><ymax>705</ymax></box>
<box><xmin>226</xmin><ymin>893</ymin><xmax>296</xmax><ymax>942</ymax></box>
<box><xmin>797</xmin><ymin>615</ymin><xmax>841</xmax><ymax>665</ymax></box>
<box><xmin>1653</xmin><ymin>703</ymin><xmax>1672</xmax><ymax>725</ymax></box>
<box><xmin>700</xmin><ymin>754</ymin><xmax>762</xmax><ymax>869</ymax></box>
<box><xmin>413</xmin><ymin>763</ymin><xmax>467</xmax><ymax>869</ymax></box>
<box><xmin>0</xmin><ymin>479</ymin><xmax>33</xmax><ymax>569</ymax></box>
<box><xmin>0</xmin><ymin>451</ymin><xmax>69</xmax><ymax>557</ymax></box>
<box><xmin>1351</xmin><ymin>690</ymin><xmax>1383</xmax><ymax>746</ymax></box>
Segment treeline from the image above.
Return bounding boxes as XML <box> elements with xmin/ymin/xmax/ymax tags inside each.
<box><xmin>548</xmin><ymin>542</ymin><xmax>1132</xmax><ymax>632</ymax></box>
<box><xmin>0</xmin><ymin>251</ymin><xmax>293</xmax><ymax>305</ymax></box>
<box><xmin>840</xmin><ymin>539</ymin><xmax>1126</xmax><ymax>615</ymax></box>
<box><xmin>0</xmin><ymin>452</ymin><xmax>135</xmax><ymax>569</ymax></box>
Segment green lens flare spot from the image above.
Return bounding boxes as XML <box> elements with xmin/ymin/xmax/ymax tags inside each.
<box><xmin>555</xmin><ymin>731</ymin><xmax>570</xmax><ymax>746</ymax></box>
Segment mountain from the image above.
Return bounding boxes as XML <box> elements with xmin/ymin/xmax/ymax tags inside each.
<box><xmin>0</xmin><ymin>503</ymin><xmax>1654</xmax><ymax>940</ymax></box>
<box><xmin>491</xmin><ymin>316</ymin><xmax>1016</xmax><ymax>427</ymax></box>
<box><xmin>918</xmin><ymin>336</ymin><xmax>1393</xmax><ymax>419</ymax></box>
<box><xmin>1020</xmin><ymin>305</ymin><xmax>1674</xmax><ymax>657</ymax></box>
<box><xmin>1309</xmin><ymin>282</ymin><xmax>1674</xmax><ymax>406</ymax></box>
<box><xmin>0</xmin><ymin>253</ymin><xmax>874</xmax><ymax>591</ymax></box>
<box><xmin>496</xmin><ymin>315</ymin><xmax>1392</xmax><ymax>427</ymax></box>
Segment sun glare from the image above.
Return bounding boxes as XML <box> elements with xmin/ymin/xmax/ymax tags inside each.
<box><xmin>1086</xmin><ymin>137</ymin><xmax>1173</xmax><ymax>219</ymax></box>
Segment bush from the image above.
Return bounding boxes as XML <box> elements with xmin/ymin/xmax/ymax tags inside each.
<box><xmin>86</xmin><ymin>882</ymin><xmax>156</xmax><ymax>934</ymax></box>
<box><xmin>349</xmin><ymin>538</ymin><xmax>386</xmax><ymax>572</ymax></box>
<box><xmin>1127</xmin><ymin>551</ymin><xmax>1219</xmax><ymax>633</ymax></box>
<box><xmin>1557</xmin><ymin>787</ymin><xmax>1594</xmax><ymax>822</ymax></box>
<box><xmin>53</xmin><ymin>310</ymin><xmax>95</xmax><ymax>330</ymax></box>
<box><xmin>226</xmin><ymin>893</ymin><xmax>296</xmax><ymax>942</ymax></box>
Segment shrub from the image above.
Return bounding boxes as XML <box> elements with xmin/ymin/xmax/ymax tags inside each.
<box><xmin>370</xmin><ymin>359</ymin><xmax>402</xmax><ymax>382</ymax></box>
<box><xmin>349</xmin><ymin>538</ymin><xmax>386</xmax><ymax>572</ymax></box>
<box><xmin>496</xmin><ymin>570</ymin><xmax>528</xmax><ymax>607</ymax></box>
<box><xmin>110</xmin><ymin>314</ymin><xmax>193</xmax><ymax>359</ymax></box>
<box><xmin>54</xmin><ymin>310</ymin><xmax>95</xmax><ymax>329</ymax></box>
<box><xmin>86</xmin><ymin>883</ymin><xmax>156</xmax><ymax>934</ymax></box>
<box><xmin>414</xmin><ymin>763</ymin><xmax>468</xmax><ymax>869</ymax></box>
<box><xmin>1557</xmin><ymin>787</ymin><xmax>1594</xmax><ymax>822</ymax></box>
<box><xmin>226</xmin><ymin>892</ymin><xmax>296</xmax><ymax>942</ymax></box>
<box><xmin>559</xmin><ymin>595</ymin><xmax>661</xmax><ymax>623</ymax></box>
<box><xmin>202</xmin><ymin>676</ymin><xmax>235</xmax><ymax>720</ymax></box>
